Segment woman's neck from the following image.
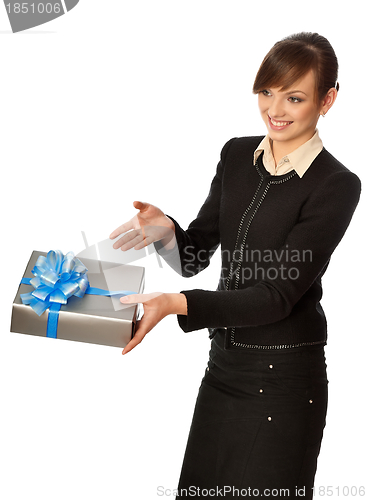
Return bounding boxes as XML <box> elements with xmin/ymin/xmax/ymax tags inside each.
<box><xmin>270</xmin><ymin>130</ymin><xmax>316</xmax><ymax>166</ymax></box>
<box><xmin>270</xmin><ymin>139</ymin><xmax>290</xmax><ymax>167</ymax></box>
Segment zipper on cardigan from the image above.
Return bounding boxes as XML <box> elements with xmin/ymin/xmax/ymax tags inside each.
<box><xmin>225</xmin><ymin>160</ymin><xmax>297</xmax><ymax>348</ymax></box>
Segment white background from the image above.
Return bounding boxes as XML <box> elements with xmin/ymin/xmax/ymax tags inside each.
<box><xmin>0</xmin><ymin>1</ymin><xmax>366</xmax><ymax>499</ymax></box>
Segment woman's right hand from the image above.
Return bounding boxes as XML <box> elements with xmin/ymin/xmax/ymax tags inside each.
<box><xmin>109</xmin><ymin>201</ymin><xmax>176</xmax><ymax>251</ymax></box>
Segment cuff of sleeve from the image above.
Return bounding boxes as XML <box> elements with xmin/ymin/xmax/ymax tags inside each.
<box><xmin>177</xmin><ymin>290</ymin><xmax>191</xmax><ymax>332</ymax></box>
<box><xmin>176</xmin><ymin>289</ymin><xmax>222</xmax><ymax>333</ymax></box>
<box><xmin>153</xmin><ymin>238</ymin><xmax>177</xmax><ymax>258</ymax></box>
<box><xmin>153</xmin><ymin>216</ymin><xmax>184</xmax><ymax>275</ymax></box>
<box><xmin>152</xmin><ymin>215</ymin><xmax>177</xmax><ymax>256</ymax></box>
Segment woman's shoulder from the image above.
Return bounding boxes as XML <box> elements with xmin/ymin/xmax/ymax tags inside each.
<box><xmin>220</xmin><ymin>135</ymin><xmax>265</xmax><ymax>161</ymax></box>
<box><xmin>222</xmin><ymin>135</ymin><xmax>265</xmax><ymax>150</ymax></box>
<box><xmin>314</xmin><ymin>148</ymin><xmax>361</xmax><ymax>188</ymax></box>
<box><xmin>306</xmin><ymin>148</ymin><xmax>361</xmax><ymax>209</ymax></box>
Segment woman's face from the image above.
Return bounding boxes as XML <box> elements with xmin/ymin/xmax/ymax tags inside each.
<box><xmin>258</xmin><ymin>70</ymin><xmax>323</xmax><ymax>151</ymax></box>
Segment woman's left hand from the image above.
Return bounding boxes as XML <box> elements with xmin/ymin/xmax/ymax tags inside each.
<box><xmin>120</xmin><ymin>292</ymin><xmax>187</xmax><ymax>355</ymax></box>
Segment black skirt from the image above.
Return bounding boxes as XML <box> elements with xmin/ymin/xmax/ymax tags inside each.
<box><xmin>176</xmin><ymin>332</ymin><xmax>328</xmax><ymax>499</ymax></box>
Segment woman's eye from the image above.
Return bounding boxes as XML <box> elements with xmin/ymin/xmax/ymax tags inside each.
<box><xmin>261</xmin><ymin>90</ymin><xmax>271</xmax><ymax>96</ymax></box>
<box><xmin>289</xmin><ymin>96</ymin><xmax>303</xmax><ymax>103</ymax></box>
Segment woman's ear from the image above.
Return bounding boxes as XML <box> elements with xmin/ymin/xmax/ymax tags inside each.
<box><xmin>320</xmin><ymin>87</ymin><xmax>338</xmax><ymax>117</ymax></box>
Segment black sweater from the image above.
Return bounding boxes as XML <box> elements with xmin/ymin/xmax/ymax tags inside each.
<box><xmin>158</xmin><ymin>136</ymin><xmax>361</xmax><ymax>349</ymax></box>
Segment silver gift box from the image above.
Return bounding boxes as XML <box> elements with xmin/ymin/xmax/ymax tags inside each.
<box><xmin>10</xmin><ymin>251</ymin><xmax>145</xmax><ymax>348</ymax></box>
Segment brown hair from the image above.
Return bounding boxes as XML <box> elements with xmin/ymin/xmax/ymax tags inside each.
<box><xmin>252</xmin><ymin>32</ymin><xmax>339</xmax><ymax>103</ymax></box>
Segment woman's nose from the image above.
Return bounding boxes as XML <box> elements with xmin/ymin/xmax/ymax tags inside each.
<box><xmin>268</xmin><ymin>98</ymin><xmax>285</xmax><ymax>119</ymax></box>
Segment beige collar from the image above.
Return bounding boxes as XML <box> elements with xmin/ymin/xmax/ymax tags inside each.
<box><xmin>253</xmin><ymin>129</ymin><xmax>324</xmax><ymax>178</ymax></box>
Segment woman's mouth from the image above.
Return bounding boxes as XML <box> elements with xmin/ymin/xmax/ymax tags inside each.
<box><xmin>268</xmin><ymin>115</ymin><xmax>293</xmax><ymax>131</ymax></box>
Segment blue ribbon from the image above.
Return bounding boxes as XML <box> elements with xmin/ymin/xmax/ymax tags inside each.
<box><xmin>20</xmin><ymin>250</ymin><xmax>136</xmax><ymax>339</ymax></box>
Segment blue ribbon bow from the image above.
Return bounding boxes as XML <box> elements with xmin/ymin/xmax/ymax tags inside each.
<box><xmin>20</xmin><ymin>250</ymin><xmax>136</xmax><ymax>339</ymax></box>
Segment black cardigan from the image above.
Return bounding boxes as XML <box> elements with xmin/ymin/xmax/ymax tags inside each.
<box><xmin>157</xmin><ymin>136</ymin><xmax>361</xmax><ymax>349</ymax></box>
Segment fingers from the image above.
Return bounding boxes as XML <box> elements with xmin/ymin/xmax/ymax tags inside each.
<box><xmin>120</xmin><ymin>291</ymin><xmax>166</xmax><ymax>355</ymax></box>
<box><xmin>120</xmin><ymin>291</ymin><xmax>163</xmax><ymax>304</ymax></box>
<box><xmin>122</xmin><ymin>327</ymin><xmax>145</xmax><ymax>355</ymax></box>
<box><xmin>122</xmin><ymin>312</ymin><xmax>149</xmax><ymax>355</ymax></box>
<box><xmin>112</xmin><ymin>225</ymin><xmax>160</xmax><ymax>251</ymax></box>
<box><xmin>109</xmin><ymin>219</ymin><xmax>134</xmax><ymax>240</ymax></box>
<box><xmin>121</xmin><ymin>301</ymin><xmax>161</xmax><ymax>355</ymax></box>
<box><xmin>110</xmin><ymin>202</ymin><xmax>150</xmax><ymax>243</ymax></box>
<box><xmin>132</xmin><ymin>233</ymin><xmax>156</xmax><ymax>250</ymax></box>
<box><xmin>112</xmin><ymin>228</ymin><xmax>145</xmax><ymax>250</ymax></box>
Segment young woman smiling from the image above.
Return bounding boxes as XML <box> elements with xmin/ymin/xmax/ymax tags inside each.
<box><xmin>110</xmin><ymin>33</ymin><xmax>361</xmax><ymax>499</ymax></box>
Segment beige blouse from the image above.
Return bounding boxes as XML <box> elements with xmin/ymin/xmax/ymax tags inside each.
<box><xmin>253</xmin><ymin>129</ymin><xmax>324</xmax><ymax>178</ymax></box>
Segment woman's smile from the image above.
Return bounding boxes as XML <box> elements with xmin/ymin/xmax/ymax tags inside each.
<box><xmin>268</xmin><ymin>115</ymin><xmax>294</xmax><ymax>130</ymax></box>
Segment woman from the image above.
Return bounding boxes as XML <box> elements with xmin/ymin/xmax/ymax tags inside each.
<box><xmin>110</xmin><ymin>33</ymin><xmax>361</xmax><ymax>498</ymax></box>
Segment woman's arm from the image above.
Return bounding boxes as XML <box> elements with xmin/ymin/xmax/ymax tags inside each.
<box><xmin>110</xmin><ymin>139</ymin><xmax>236</xmax><ymax>354</ymax></box>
